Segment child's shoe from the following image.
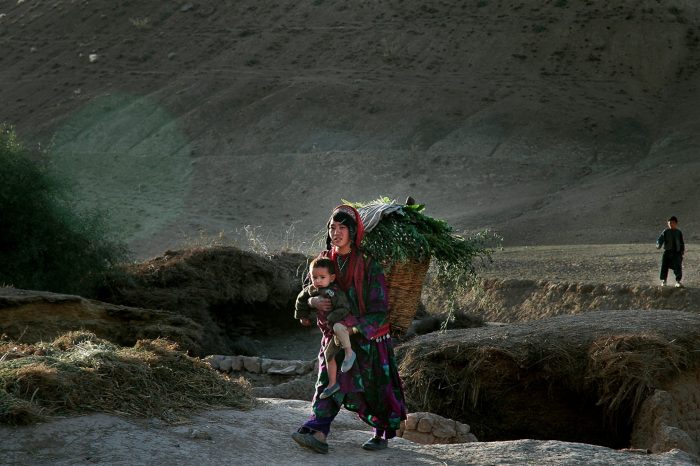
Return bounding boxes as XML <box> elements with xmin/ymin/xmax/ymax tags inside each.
<box><xmin>660</xmin><ymin>280</ymin><xmax>667</xmax><ymax>287</ymax></box>
<box><xmin>340</xmin><ymin>350</ymin><xmax>356</xmax><ymax>373</ymax></box>
<box><xmin>675</xmin><ymin>282</ymin><xmax>683</xmax><ymax>288</ymax></box>
<box><xmin>319</xmin><ymin>383</ymin><xmax>340</xmax><ymax>399</ymax></box>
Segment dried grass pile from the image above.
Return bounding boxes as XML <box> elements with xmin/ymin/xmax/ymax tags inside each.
<box><xmin>0</xmin><ymin>331</ymin><xmax>254</xmax><ymax>425</ymax></box>
<box><xmin>397</xmin><ymin>309</ymin><xmax>700</xmax><ymax>448</ymax></box>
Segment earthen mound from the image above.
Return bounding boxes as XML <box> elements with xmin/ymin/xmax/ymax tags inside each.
<box><xmin>100</xmin><ymin>246</ymin><xmax>308</xmax><ymax>355</ymax></box>
<box><xmin>0</xmin><ymin>287</ymin><xmax>202</xmax><ymax>352</ymax></box>
<box><xmin>425</xmin><ymin>277</ymin><xmax>700</xmax><ymax>323</ymax></box>
<box><xmin>397</xmin><ymin>309</ymin><xmax>700</xmax><ymax>459</ymax></box>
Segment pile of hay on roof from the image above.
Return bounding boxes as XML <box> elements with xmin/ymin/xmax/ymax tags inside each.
<box><xmin>0</xmin><ymin>331</ymin><xmax>254</xmax><ymax>425</ymax></box>
<box><xmin>99</xmin><ymin>246</ymin><xmax>308</xmax><ymax>355</ymax></box>
<box><xmin>397</xmin><ymin>309</ymin><xmax>700</xmax><ymax>452</ymax></box>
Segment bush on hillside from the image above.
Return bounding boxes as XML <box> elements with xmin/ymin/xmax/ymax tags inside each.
<box><xmin>0</xmin><ymin>124</ymin><xmax>127</xmax><ymax>296</ymax></box>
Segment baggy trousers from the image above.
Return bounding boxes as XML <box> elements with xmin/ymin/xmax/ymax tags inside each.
<box><xmin>660</xmin><ymin>250</ymin><xmax>683</xmax><ymax>282</ymax></box>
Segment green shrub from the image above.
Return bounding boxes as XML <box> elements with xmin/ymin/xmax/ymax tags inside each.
<box><xmin>0</xmin><ymin>124</ymin><xmax>128</xmax><ymax>296</ymax></box>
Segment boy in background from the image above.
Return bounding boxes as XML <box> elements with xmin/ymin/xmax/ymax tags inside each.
<box><xmin>656</xmin><ymin>216</ymin><xmax>685</xmax><ymax>287</ymax></box>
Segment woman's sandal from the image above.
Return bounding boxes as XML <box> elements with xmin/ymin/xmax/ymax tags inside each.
<box><xmin>292</xmin><ymin>431</ymin><xmax>329</xmax><ymax>454</ymax></box>
<box><xmin>362</xmin><ymin>436</ymin><xmax>388</xmax><ymax>451</ymax></box>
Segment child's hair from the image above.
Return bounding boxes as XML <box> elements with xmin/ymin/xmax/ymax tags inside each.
<box><xmin>669</xmin><ymin>216</ymin><xmax>679</xmax><ymax>223</ymax></box>
<box><xmin>310</xmin><ymin>257</ymin><xmax>335</xmax><ymax>274</ymax></box>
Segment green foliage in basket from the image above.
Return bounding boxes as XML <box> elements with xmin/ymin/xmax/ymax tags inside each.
<box><xmin>345</xmin><ymin>197</ymin><xmax>500</xmax><ymax>281</ymax></box>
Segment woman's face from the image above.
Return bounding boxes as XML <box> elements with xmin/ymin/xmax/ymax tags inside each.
<box><xmin>329</xmin><ymin>220</ymin><xmax>351</xmax><ymax>253</ymax></box>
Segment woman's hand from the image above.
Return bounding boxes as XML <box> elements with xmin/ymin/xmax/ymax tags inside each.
<box><xmin>299</xmin><ymin>318</ymin><xmax>312</xmax><ymax>327</ymax></box>
<box><xmin>308</xmin><ymin>296</ymin><xmax>332</xmax><ymax>312</ymax></box>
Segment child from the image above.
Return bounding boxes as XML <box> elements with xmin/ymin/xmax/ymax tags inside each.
<box><xmin>295</xmin><ymin>258</ymin><xmax>357</xmax><ymax>399</ymax></box>
<box><xmin>656</xmin><ymin>215</ymin><xmax>685</xmax><ymax>287</ymax></box>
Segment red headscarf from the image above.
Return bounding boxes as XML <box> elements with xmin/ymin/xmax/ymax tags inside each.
<box><xmin>322</xmin><ymin>205</ymin><xmax>368</xmax><ymax>315</ymax></box>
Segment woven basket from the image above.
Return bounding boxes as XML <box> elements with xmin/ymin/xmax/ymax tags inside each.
<box><xmin>384</xmin><ymin>259</ymin><xmax>431</xmax><ymax>336</ymax></box>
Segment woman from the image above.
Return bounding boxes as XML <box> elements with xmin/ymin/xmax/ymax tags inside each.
<box><xmin>292</xmin><ymin>204</ymin><xmax>407</xmax><ymax>453</ymax></box>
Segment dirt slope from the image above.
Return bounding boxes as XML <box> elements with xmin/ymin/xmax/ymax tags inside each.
<box><xmin>2</xmin><ymin>0</ymin><xmax>700</xmax><ymax>257</ymax></box>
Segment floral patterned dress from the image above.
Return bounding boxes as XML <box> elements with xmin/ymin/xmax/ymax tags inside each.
<box><xmin>298</xmin><ymin>254</ymin><xmax>407</xmax><ymax>439</ymax></box>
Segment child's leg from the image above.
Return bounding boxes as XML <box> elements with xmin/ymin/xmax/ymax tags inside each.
<box><xmin>333</xmin><ymin>323</ymin><xmax>356</xmax><ymax>372</ymax></box>
<box><xmin>660</xmin><ymin>253</ymin><xmax>671</xmax><ymax>281</ymax></box>
<box><xmin>324</xmin><ymin>341</ymin><xmax>340</xmax><ymax>386</ymax></box>
<box><xmin>673</xmin><ymin>254</ymin><xmax>683</xmax><ymax>282</ymax></box>
<box><xmin>333</xmin><ymin>323</ymin><xmax>352</xmax><ymax>354</ymax></box>
<box><xmin>327</xmin><ymin>358</ymin><xmax>338</xmax><ymax>386</ymax></box>
<box><xmin>319</xmin><ymin>342</ymin><xmax>341</xmax><ymax>399</ymax></box>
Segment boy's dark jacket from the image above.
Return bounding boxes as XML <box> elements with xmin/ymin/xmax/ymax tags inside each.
<box><xmin>294</xmin><ymin>283</ymin><xmax>351</xmax><ymax>324</ymax></box>
<box><xmin>657</xmin><ymin>228</ymin><xmax>685</xmax><ymax>254</ymax></box>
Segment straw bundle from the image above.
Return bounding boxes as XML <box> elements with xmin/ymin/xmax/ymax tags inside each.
<box><xmin>0</xmin><ymin>331</ymin><xmax>254</xmax><ymax>425</ymax></box>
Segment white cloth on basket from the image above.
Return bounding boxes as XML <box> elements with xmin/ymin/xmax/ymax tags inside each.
<box><xmin>358</xmin><ymin>201</ymin><xmax>404</xmax><ymax>233</ymax></box>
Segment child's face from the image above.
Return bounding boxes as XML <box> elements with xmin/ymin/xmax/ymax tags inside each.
<box><xmin>668</xmin><ymin>220</ymin><xmax>678</xmax><ymax>230</ymax></box>
<box><xmin>311</xmin><ymin>266</ymin><xmax>335</xmax><ymax>289</ymax></box>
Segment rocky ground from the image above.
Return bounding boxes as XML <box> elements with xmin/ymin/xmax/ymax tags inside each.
<box><xmin>2</xmin><ymin>399</ymin><xmax>695</xmax><ymax>466</ymax></box>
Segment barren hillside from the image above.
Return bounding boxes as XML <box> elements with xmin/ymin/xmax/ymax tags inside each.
<box><xmin>2</xmin><ymin>0</ymin><xmax>700</xmax><ymax>257</ymax></box>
